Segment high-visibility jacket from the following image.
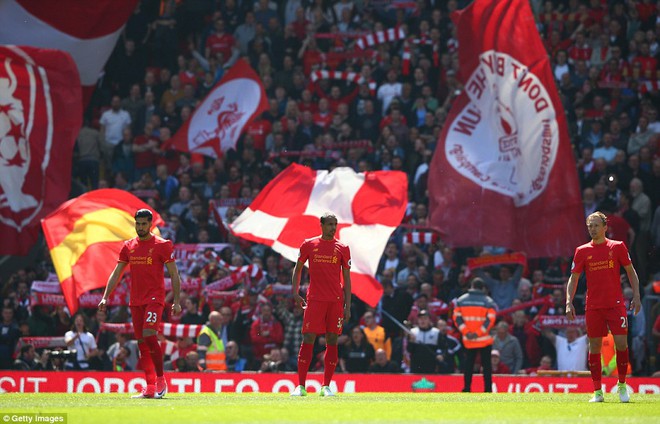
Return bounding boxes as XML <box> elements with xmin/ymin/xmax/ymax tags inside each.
<box><xmin>197</xmin><ymin>325</ymin><xmax>227</xmax><ymax>371</ymax></box>
<box><xmin>452</xmin><ymin>289</ymin><xmax>497</xmax><ymax>349</ymax></box>
<box><xmin>601</xmin><ymin>333</ymin><xmax>631</xmax><ymax>377</ymax></box>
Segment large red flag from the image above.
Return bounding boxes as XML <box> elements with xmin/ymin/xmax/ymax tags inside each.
<box><xmin>41</xmin><ymin>189</ymin><xmax>164</xmax><ymax>314</ymax></box>
<box><xmin>427</xmin><ymin>0</ymin><xmax>584</xmax><ymax>258</ymax></box>
<box><xmin>0</xmin><ymin>46</ymin><xmax>82</xmax><ymax>255</ymax></box>
<box><xmin>229</xmin><ymin>164</ymin><xmax>408</xmax><ymax>307</ymax></box>
<box><xmin>0</xmin><ymin>0</ymin><xmax>139</xmax><ymax>105</ymax></box>
<box><xmin>166</xmin><ymin>59</ymin><xmax>269</xmax><ymax>158</ymax></box>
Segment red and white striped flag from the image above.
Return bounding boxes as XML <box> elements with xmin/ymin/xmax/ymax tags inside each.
<box><xmin>229</xmin><ymin>164</ymin><xmax>408</xmax><ymax>306</ymax></box>
<box><xmin>0</xmin><ymin>0</ymin><xmax>139</xmax><ymax>105</ymax></box>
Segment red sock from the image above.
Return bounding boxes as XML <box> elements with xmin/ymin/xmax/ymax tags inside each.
<box><xmin>138</xmin><ymin>341</ymin><xmax>156</xmax><ymax>385</ymax></box>
<box><xmin>297</xmin><ymin>343</ymin><xmax>314</xmax><ymax>387</ymax></box>
<box><xmin>323</xmin><ymin>344</ymin><xmax>338</xmax><ymax>386</ymax></box>
<box><xmin>144</xmin><ymin>335</ymin><xmax>164</xmax><ymax>377</ymax></box>
<box><xmin>616</xmin><ymin>349</ymin><xmax>629</xmax><ymax>383</ymax></box>
<box><xmin>588</xmin><ymin>353</ymin><xmax>602</xmax><ymax>391</ymax></box>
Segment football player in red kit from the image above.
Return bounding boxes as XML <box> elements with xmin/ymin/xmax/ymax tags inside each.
<box><xmin>566</xmin><ymin>211</ymin><xmax>641</xmax><ymax>403</ymax></box>
<box><xmin>99</xmin><ymin>209</ymin><xmax>181</xmax><ymax>399</ymax></box>
<box><xmin>291</xmin><ymin>213</ymin><xmax>351</xmax><ymax>397</ymax></box>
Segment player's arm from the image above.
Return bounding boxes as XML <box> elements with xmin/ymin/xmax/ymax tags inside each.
<box><xmin>623</xmin><ymin>263</ymin><xmax>641</xmax><ymax>315</ymax></box>
<box><xmin>98</xmin><ymin>262</ymin><xmax>128</xmax><ymax>312</ymax></box>
<box><xmin>342</xmin><ymin>265</ymin><xmax>351</xmax><ymax>321</ymax></box>
<box><xmin>565</xmin><ymin>272</ymin><xmax>580</xmax><ymax>321</ymax></box>
<box><xmin>166</xmin><ymin>261</ymin><xmax>182</xmax><ymax>315</ymax></box>
<box><xmin>291</xmin><ymin>260</ymin><xmax>306</xmax><ymax>309</ymax></box>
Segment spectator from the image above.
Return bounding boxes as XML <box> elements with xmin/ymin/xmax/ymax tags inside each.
<box><xmin>99</xmin><ymin>96</ymin><xmax>132</xmax><ymax>170</ymax></box>
<box><xmin>275</xmin><ymin>298</ymin><xmax>303</xmax><ymax>357</ymax></box>
<box><xmin>64</xmin><ymin>313</ymin><xmax>100</xmax><ymax>371</ymax></box>
<box><xmin>489</xmin><ymin>349</ymin><xmax>511</xmax><ymax>374</ymax></box>
<box><xmin>12</xmin><ymin>344</ymin><xmax>47</xmax><ymax>371</ymax></box>
<box><xmin>492</xmin><ymin>321</ymin><xmax>524</xmax><ymax>374</ymax></box>
<box><xmin>178</xmin><ymin>351</ymin><xmax>204</xmax><ymax>372</ymax></box>
<box><xmin>473</xmin><ymin>264</ymin><xmax>524</xmax><ymax>310</ymax></box>
<box><xmin>368</xmin><ymin>348</ymin><xmax>400</xmax><ymax>373</ymax></box>
<box><xmin>197</xmin><ymin>311</ymin><xmax>228</xmax><ymax>371</ymax></box>
<box><xmin>107</xmin><ymin>333</ymin><xmax>139</xmax><ymax>372</ymax></box>
<box><xmin>249</xmin><ymin>303</ymin><xmax>284</xmax><ymax>361</ymax></box>
<box><xmin>542</xmin><ymin>326</ymin><xmax>588</xmax><ymax>371</ymax></box>
<box><xmin>340</xmin><ymin>326</ymin><xmax>375</xmax><ymax>373</ymax></box>
<box><xmin>0</xmin><ymin>305</ymin><xmax>20</xmax><ymax>369</ymax></box>
<box><xmin>180</xmin><ymin>297</ymin><xmax>205</xmax><ymax>325</ymax></box>
<box><xmin>225</xmin><ymin>340</ymin><xmax>247</xmax><ymax>372</ymax></box>
<box><xmin>363</xmin><ymin>310</ymin><xmax>392</xmax><ymax>360</ymax></box>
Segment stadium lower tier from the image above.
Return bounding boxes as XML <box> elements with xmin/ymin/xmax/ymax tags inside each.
<box><xmin>2</xmin><ymin>372</ymin><xmax>658</xmax><ymax>394</ymax></box>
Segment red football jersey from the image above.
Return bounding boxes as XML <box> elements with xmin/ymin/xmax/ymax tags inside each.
<box><xmin>118</xmin><ymin>235</ymin><xmax>175</xmax><ymax>306</ymax></box>
<box><xmin>298</xmin><ymin>237</ymin><xmax>351</xmax><ymax>302</ymax></box>
<box><xmin>571</xmin><ymin>238</ymin><xmax>631</xmax><ymax>310</ymax></box>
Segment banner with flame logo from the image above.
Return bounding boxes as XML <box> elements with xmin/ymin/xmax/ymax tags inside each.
<box><xmin>0</xmin><ymin>46</ymin><xmax>81</xmax><ymax>255</ymax></box>
<box><xmin>427</xmin><ymin>0</ymin><xmax>584</xmax><ymax>258</ymax></box>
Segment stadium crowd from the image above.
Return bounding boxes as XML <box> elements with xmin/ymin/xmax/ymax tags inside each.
<box><xmin>2</xmin><ymin>0</ymin><xmax>660</xmax><ymax>377</ymax></box>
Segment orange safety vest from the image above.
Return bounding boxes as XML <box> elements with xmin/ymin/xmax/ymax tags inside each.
<box><xmin>601</xmin><ymin>333</ymin><xmax>631</xmax><ymax>377</ymax></box>
<box><xmin>453</xmin><ymin>290</ymin><xmax>497</xmax><ymax>349</ymax></box>
<box><xmin>197</xmin><ymin>325</ymin><xmax>227</xmax><ymax>371</ymax></box>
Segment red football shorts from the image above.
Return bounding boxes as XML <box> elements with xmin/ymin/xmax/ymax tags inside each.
<box><xmin>585</xmin><ymin>304</ymin><xmax>628</xmax><ymax>338</ymax></box>
<box><xmin>302</xmin><ymin>300</ymin><xmax>344</xmax><ymax>335</ymax></box>
<box><xmin>130</xmin><ymin>302</ymin><xmax>164</xmax><ymax>339</ymax></box>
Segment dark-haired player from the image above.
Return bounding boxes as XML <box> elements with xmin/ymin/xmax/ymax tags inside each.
<box><xmin>99</xmin><ymin>208</ymin><xmax>181</xmax><ymax>399</ymax></box>
<box><xmin>291</xmin><ymin>213</ymin><xmax>351</xmax><ymax>397</ymax></box>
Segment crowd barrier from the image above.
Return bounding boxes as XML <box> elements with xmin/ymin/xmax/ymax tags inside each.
<box><xmin>1</xmin><ymin>371</ymin><xmax>658</xmax><ymax>394</ymax></box>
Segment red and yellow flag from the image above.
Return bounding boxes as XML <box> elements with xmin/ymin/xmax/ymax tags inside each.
<box><xmin>41</xmin><ymin>189</ymin><xmax>164</xmax><ymax>313</ymax></box>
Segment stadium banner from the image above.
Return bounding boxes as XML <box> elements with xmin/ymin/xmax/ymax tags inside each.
<box><xmin>1</xmin><ymin>372</ymin><xmax>658</xmax><ymax>394</ymax></box>
<box><xmin>41</xmin><ymin>189</ymin><xmax>164</xmax><ymax>314</ymax></box>
<box><xmin>229</xmin><ymin>163</ymin><xmax>408</xmax><ymax>307</ymax></box>
<box><xmin>0</xmin><ymin>45</ymin><xmax>82</xmax><ymax>256</ymax></box>
<box><xmin>0</xmin><ymin>0</ymin><xmax>139</xmax><ymax>105</ymax></box>
<box><xmin>427</xmin><ymin>0</ymin><xmax>584</xmax><ymax>258</ymax></box>
<box><xmin>166</xmin><ymin>59</ymin><xmax>269</xmax><ymax>157</ymax></box>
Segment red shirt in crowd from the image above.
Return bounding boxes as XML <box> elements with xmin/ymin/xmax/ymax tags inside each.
<box><xmin>298</xmin><ymin>237</ymin><xmax>351</xmax><ymax>302</ymax></box>
<box><xmin>119</xmin><ymin>235</ymin><xmax>175</xmax><ymax>306</ymax></box>
<box><xmin>571</xmin><ymin>238</ymin><xmax>631</xmax><ymax>310</ymax></box>
<box><xmin>205</xmin><ymin>32</ymin><xmax>236</xmax><ymax>59</ymax></box>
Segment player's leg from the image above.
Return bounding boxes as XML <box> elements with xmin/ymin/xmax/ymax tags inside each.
<box><xmin>608</xmin><ymin>305</ymin><xmax>630</xmax><ymax>402</ymax></box>
<box><xmin>586</xmin><ymin>308</ymin><xmax>607</xmax><ymax>402</ymax></box>
<box><xmin>142</xmin><ymin>303</ymin><xmax>166</xmax><ymax>398</ymax></box>
<box><xmin>131</xmin><ymin>305</ymin><xmax>156</xmax><ymax>398</ymax></box>
<box><xmin>294</xmin><ymin>300</ymin><xmax>323</xmax><ymax>396</ymax></box>
<box><xmin>320</xmin><ymin>301</ymin><xmax>343</xmax><ymax>395</ymax></box>
<box><xmin>480</xmin><ymin>345</ymin><xmax>493</xmax><ymax>393</ymax></box>
<box><xmin>462</xmin><ymin>348</ymin><xmax>477</xmax><ymax>392</ymax></box>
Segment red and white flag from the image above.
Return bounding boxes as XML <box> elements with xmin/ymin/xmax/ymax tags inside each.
<box><xmin>0</xmin><ymin>0</ymin><xmax>139</xmax><ymax>105</ymax></box>
<box><xmin>167</xmin><ymin>59</ymin><xmax>269</xmax><ymax>158</ymax></box>
<box><xmin>229</xmin><ymin>164</ymin><xmax>408</xmax><ymax>307</ymax></box>
<box><xmin>0</xmin><ymin>46</ymin><xmax>82</xmax><ymax>255</ymax></box>
<box><xmin>427</xmin><ymin>0</ymin><xmax>584</xmax><ymax>258</ymax></box>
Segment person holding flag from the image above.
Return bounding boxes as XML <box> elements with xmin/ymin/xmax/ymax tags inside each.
<box><xmin>98</xmin><ymin>209</ymin><xmax>182</xmax><ymax>399</ymax></box>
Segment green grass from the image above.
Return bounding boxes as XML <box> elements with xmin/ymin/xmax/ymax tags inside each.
<box><xmin>0</xmin><ymin>393</ymin><xmax>658</xmax><ymax>424</ymax></box>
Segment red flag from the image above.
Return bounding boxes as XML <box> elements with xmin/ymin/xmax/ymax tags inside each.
<box><xmin>167</xmin><ymin>59</ymin><xmax>269</xmax><ymax>158</ymax></box>
<box><xmin>427</xmin><ymin>0</ymin><xmax>583</xmax><ymax>258</ymax></box>
<box><xmin>229</xmin><ymin>164</ymin><xmax>408</xmax><ymax>307</ymax></box>
<box><xmin>0</xmin><ymin>46</ymin><xmax>82</xmax><ymax>256</ymax></box>
<box><xmin>0</xmin><ymin>0</ymin><xmax>139</xmax><ymax>105</ymax></box>
<box><xmin>41</xmin><ymin>189</ymin><xmax>164</xmax><ymax>313</ymax></box>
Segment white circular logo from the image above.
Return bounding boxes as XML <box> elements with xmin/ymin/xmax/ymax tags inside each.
<box><xmin>445</xmin><ymin>50</ymin><xmax>559</xmax><ymax>206</ymax></box>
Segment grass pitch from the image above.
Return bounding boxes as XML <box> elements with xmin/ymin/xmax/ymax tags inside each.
<box><xmin>0</xmin><ymin>392</ymin><xmax>658</xmax><ymax>424</ymax></box>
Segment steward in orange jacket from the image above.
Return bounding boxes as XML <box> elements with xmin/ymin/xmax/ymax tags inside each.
<box><xmin>452</xmin><ymin>278</ymin><xmax>497</xmax><ymax>392</ymax></box>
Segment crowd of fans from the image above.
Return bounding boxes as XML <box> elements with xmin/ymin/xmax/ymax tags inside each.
<box><xmin>2</xmin><ymin>0</ymin><xmax>660</xmax><ymax>377</ymax></box>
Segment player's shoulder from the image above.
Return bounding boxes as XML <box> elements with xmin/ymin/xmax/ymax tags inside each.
<box><xmin>153</xmin><ymin>235</ymin><xmax>173</xmax><ymax>244</ymax></box>
<box><xmin>574</xmin><ymin>241</ymin><xmax>593</xmax><ymax>253</ymax></box>
<box><xmin>333</xmin><ymin>238</ymin><xmax>349</xmax><ymax>249</ymax></box>
<box><xmin>302</xmin><ymin>236</ymin><xmax>321</xmax><ymax>246</ymax></box>
<box><xmin>606</xmin><ymin>238</ymin><xmax>626</xmax><ymax>249</ymax></box>
<box><xmin>123</xmin><ymin>237</ymin><xmax>139</xmax><ymax>248</ymax></box>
